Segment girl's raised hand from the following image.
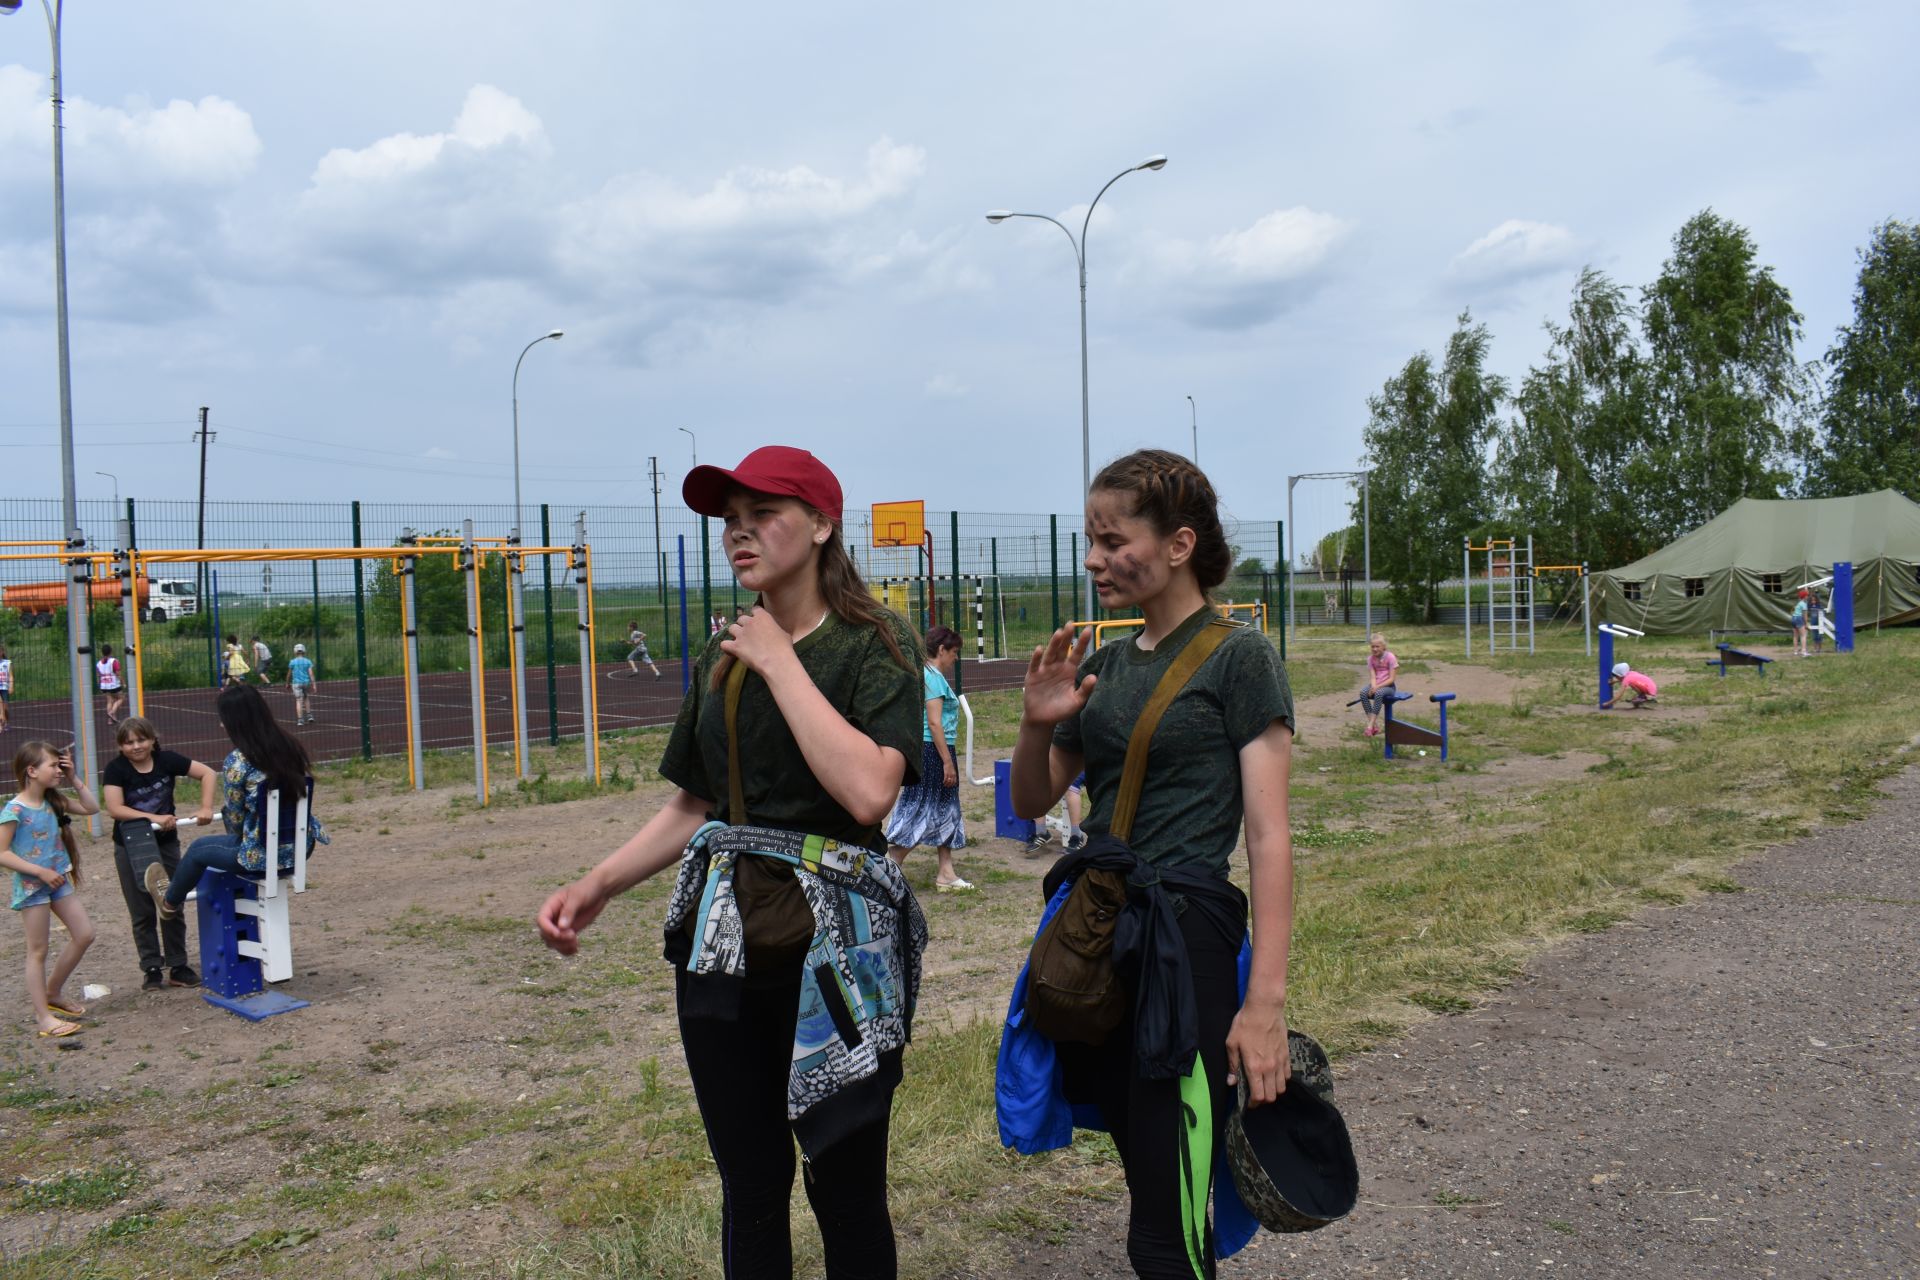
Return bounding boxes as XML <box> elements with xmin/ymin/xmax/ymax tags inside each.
<box><xmin>1022</xmin><ymin>626</ymin><xmax>1095</xmax><ymax>726</ymax></box>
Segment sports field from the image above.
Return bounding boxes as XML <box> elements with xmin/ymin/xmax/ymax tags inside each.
<box><xmin>1</xmin><ymin>623</ymin><xmax>1915</xmax><ymax>1278</ymax></box>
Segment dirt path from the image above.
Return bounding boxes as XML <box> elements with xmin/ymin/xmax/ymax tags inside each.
<box><xmin>985</xmin><ymin>766</ymin><xmax>1920</xmax><ymax>1278</ymax></box>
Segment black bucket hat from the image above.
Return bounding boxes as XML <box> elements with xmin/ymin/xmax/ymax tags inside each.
<box><xmin>1225</xmin><ymin>1030</ymin><xmax>1359</xmax><ymax>1233</ymax></box>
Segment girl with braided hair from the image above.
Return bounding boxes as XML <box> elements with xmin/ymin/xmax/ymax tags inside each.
<box><xmin>1007</xmin><ymin>448</ymin><xmax>1297</xmax><ymax>1277</ymax></box>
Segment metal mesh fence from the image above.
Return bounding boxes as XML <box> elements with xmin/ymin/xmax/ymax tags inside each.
<box><xmin>1</xmin><ymin>497</ymin><xmax>1291</xmax><ymax>776</ymax></box>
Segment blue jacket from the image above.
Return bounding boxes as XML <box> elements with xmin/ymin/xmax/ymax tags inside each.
<box><xmin>995</xmin><ymin>876</ymin><xmax>1261</xmax><ymax>1260</ymax></box>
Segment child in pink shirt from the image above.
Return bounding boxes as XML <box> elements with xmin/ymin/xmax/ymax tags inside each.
<box><xmin>1359</xmin><ymin>633</ymin><xmax>1399</xmax><ymax>736</ymax></box>
<box><xmin>1604</xmin><ymin>662</ymin><xmax>1658</xmax><ymax>709</ymax></box>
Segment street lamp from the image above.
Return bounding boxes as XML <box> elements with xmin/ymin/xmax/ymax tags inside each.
<box><xmin>1187</xmin><ymin>395</ymin><xmax>1197</xmax><ymax>464</ymax></box>
<box><xmin>5</xmin><ymin>0</ymin><xmax>97</xmax><ymax>829</ymax></box>
<box><xmin>510</xmin><ymin>329</ymin><xmax>564</xmax><ymax>542</ymax></box>
<box><xmin>678</xmin><ymin>426</ymin><xmax>697</xmax><ymax>469</ymax></box>
<box><xmin>95</xmin><ymin>470</ymin><xmax>118</xmax><ymax>505</ymax></box>
<box><xmin>986</xmin><ymin>154</ymin><xmax>1168</xmax><ymax>623</ymax></box>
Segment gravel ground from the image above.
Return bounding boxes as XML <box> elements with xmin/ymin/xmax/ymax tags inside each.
<box><xmin>983</xmin><ymin>766</ymin><xmax>1920</xmax><ymax>1279</ymax></box>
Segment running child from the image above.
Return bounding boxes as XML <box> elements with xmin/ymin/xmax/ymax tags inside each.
<box><xmin>1603</xmin><ymin>661</ymin><xmax>1659</xmax><ymax>709</ymax></box>
<box><xmin>625</xmin><ymin>622</ymin><xmax>662</xmax><ymax>679</ymax></box>
<box><xmin>0</xmin><ymin>643</ymin><xmax>12</xmax><ymax>732</ymax></box>
<box><xmin>100</xmin><ymin>716</ymin><xmax>217</xmax><ymax>991</ymax></box>
<box><xmin>222</xmin><ymin>635</ymin><xmax>250</xmax><ymax>687</ymax></box>
<box><xmin>96</xmin><ymin>644</ymin><xmax>127</xmax><ymax>724</ymax></box>
<box><xmin>251</xmin><ymin>635</ymin><xmax>273</xmax><ymax>685</ymax></box>
<box><xmin>1358</xmin><ymin>631</ymin><xmax>1398</xmax><ymax>737</ymax></box>
<box><xmin>286</xmin><ymin>644</ymin><xmax>316</xmax><ymax>725</ymax></box>
<box><xmin>2</xmin><ymin>740</ymin><xmax>100</xmax><ymax>1037</ymax></box>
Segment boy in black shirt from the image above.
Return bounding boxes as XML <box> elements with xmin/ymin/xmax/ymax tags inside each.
<box><xmin>99</xmin><ymin>717</ymin><xmax>218</xmax><ymax>990</ymax></box>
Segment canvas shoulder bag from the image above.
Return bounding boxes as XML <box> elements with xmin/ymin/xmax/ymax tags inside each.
<box><xmin>1024</xmin><ymin>617</ymin><xmax>1239</xmax><ymax>1044</ymax></box>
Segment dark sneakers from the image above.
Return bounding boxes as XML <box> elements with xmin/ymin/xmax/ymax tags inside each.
<box><xmin>141</xmin><ymin>968</ymin><xmax>165</xmax><ymax>992</ymax></box>
<box><xmin>168</xmin><ymin>966</ymin><xmax>201</xmax><ymax>989</ymax></box>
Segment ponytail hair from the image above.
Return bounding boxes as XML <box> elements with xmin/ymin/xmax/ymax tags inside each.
<box><xmin>1089</xmin><ymin>449</ymin><xmax>1233</xmax><ymax>592</ymax></box>
<box><xmin>711</xmin><ymin>522</ymin><xmax>920</xmax><ymax>690</ymax></box>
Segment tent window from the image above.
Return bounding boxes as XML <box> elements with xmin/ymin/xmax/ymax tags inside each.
<box><xmin>1761</xmin><ymin>573</ymin><xmax>1783</xmax><ymax>593</ymax></box>
<box><xmin>1622</xmin><ymin>580</ymin><xmax>1643</xmax><ymax>602</ymax></box>
<box><xmin>1684</xmin><ymin>577</ymin><xmax>1706</xmax><ymax>598</ymax></box>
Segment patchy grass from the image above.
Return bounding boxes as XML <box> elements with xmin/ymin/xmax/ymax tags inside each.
<box><xmin>6</xmin><ymin>624</ymin><xmax>1916</xmax><ymax>1278</ymax></box>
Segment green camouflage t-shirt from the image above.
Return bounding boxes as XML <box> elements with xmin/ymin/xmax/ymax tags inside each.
<box><xmin>659</xmin><ymin>610</ymin><xmax>924</xmax><ymax>853</ymax></box>
<box><xmin>1053</xmin><ymin>606</ymin><xmax>1294</xmax><ymax>877</ymax></box>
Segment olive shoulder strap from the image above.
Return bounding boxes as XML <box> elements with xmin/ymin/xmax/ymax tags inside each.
<box><xmin>1109</xmin><ymin>617</ymin><xmax>1241</xmax><ymax>842</ymax></box>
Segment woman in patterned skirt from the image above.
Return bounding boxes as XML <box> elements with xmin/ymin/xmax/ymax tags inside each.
<box><xmin>886</xmin><ymin>625</ymin><xmax>972</xmax><ymax>891</ymax></box>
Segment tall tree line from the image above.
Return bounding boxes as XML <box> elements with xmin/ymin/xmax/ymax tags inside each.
<box><xmin>1354</xmin><ymin>211</ymin><xmax>1919</xmax><ymax>619</ymax></box>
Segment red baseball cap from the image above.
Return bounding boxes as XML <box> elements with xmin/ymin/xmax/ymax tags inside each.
<box><xmin>682</xmin><ymin>446</ymin><xmax>844</xmax><ymax>524</ymax></box>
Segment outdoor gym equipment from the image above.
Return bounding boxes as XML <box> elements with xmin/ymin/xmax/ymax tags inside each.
<box><xmin>1596</xmin><ymin>623</ymin><xmax>1642</xmax><ymax>708</ymax></box>
<box><xmin>1463</xmin><ymin>534</ymin><xmax>1546</xmax><ymax>657</ymax></box>
<box><xmin>1381</xmin><ymin>692</ymin><xmax>1455</xmax><ymax>761</ymax></box>
<box><xmin>1706</xmin><ymin>644</ymin><xmax>1773</xmax><ymax>677</ymax></box>
<box><xmin>191</xmin><ymin>787</ymin><xmax>312</xmax><ymax>1021</ymax></box>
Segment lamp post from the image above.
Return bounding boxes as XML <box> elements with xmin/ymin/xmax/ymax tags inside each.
<box><xmin>508</xmin><ymin>329</ymin><xmax>560</xmax><ymax>781</ymax></box>
<box><xmin>510</xmin><ymin>329</ymin><xmax>563</xmax><ymax>543</ymax></box>
<box><xmin>986</xmin><ymin>153</ymin><xmax>1168</xmax><ymax>624</ymax></box>
<box><xmin>95</xmin><ymin>470</ymin><xmax>118</xmax><ymax>506</ymax></box>
<box><xmin>1186</xmin><ymin>395</ymin><xmax>1197</xmax><ymax>463</ymax></box>
<box><xmin>678</xmin><ymin>426</ymin><xmax>697</xmax><ymax>469</ymax></box>
<box><xmin>5</xmin><ymin>0</ymin><xmax>96</xmax><ymax>830</ymax></box>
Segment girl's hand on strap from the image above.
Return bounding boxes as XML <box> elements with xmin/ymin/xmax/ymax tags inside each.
<box><xmin>721</xmin><ymin>607</ymin><xmax>800</xmax><ymax>680</ymax></box>
<box><xmin>1022</xmin><ymin>625</ymin><xmax>1095</xmax><ymax>726</ymax></box>
<box><xmin>1225</xmin><ymin>993</ymin><xmax>1290</xmax><ymax>1107</ymax></box>
<box><xmin>39</xmin><ymin>867</ymin><xmax>67</xmax><ymax>891</ymax></box>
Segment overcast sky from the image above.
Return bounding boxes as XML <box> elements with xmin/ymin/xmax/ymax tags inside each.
<box><xmin>2</xmin><ymin>1</ymin><xmax>1915</xmax><ymax>556</ymax></box>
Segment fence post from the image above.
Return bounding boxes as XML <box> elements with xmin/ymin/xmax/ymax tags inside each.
<box><xmin>1278</xmin><ymin>518</ymin><xmax>1288</xmax><ymax>661</ymax></box>
<box><xmin>117</xmin><ymin>520</ymin><xmax>141</xmax><ymax>719</ymax></box>
<box><xmin>399</xmin><ymin>530</ymin><xmax>424</xmax><ymax>791</ymax></box>
<box><xmin>700</xmin><ymin>516</ymin><xmax>712</xmax><ymax>633</ymax></box>
<box><xmin>949</xmin><ymin>511</ymin><xmax>962</xmax><ymax>693</ymax></box>
<box><xmin>541</xmin><ymin>504</ymin><xmax>558</xmax><ymax>745</ymax></box>
<box><xmin>574</xmin><ymin>513</ymin><xmax>600</xmax><ymax>783</ymax></box>
<box><xmin>506</xmin><ymin>527</ymin><xmax>530</xmax><ymax>780</ymax></box>
<box><xmin>1050</xmin><ymin>514</ymin><xmax>1060</xmax><ymax>632</ymax></box>
<box><xmin>351</xmin><ymin>501</ymin><xmax>372</xmax><ymax>760</ymax></box>
<box><xmin>677</xmin><ymin>534</ymin><xmax>691</xmax><ymax>694</ymax></box>
<box><xmin>990</xmin><ymin>537</ymin><xmax>1001</xmax><ymax>658</ymax></box>
<box><xmin>462</xmin><ymin>520</ymin><xmax>488</xmax><ymax>805</ymax></box>
<box><xmin>1069</xmin><ymin>533</ymin><xmax>1079</xmax><ymax>622</ymax></box>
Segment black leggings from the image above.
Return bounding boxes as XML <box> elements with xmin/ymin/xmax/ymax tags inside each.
<box><xmin>676</xmin><ymin>969</ymin><xmax>898</xmax><ymax>1279</ymax></box>
<box><xmin>1059</xmin><ymin>907</ymin><xmax>1245</xmax><ymax>1280</ymax></box>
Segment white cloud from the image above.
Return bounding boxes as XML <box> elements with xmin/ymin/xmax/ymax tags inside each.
<box><xmin>924</xmin><ymin>373</ymin><xmax>967</xmax><ymax>399</ymax></box>
<box><xmin>0</xmin><ymin>64</ymin><xmax>260</xmax><ymax>187</ymax></box>
<box><xmin>307</xmin><ymin>84</ymin><xmax>545</xmax><ymax>189</ymax></box>
<box><xmin>1448</xmin><ymin>219</ymin><xmax>1586</xmax><ymax>286</ymax></box>
<box><xmin>1148</xmin><ymin>207</ymin><xmax>1352</xmax><ymax>329</ymax></box>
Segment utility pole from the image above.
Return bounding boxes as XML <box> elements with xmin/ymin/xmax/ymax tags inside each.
<box><xmin>649</xmin><ymin>455</ymin><xmax>665</xmax><ymax>608</ymax></box>
<box><xmin>194</xmin><ymin>407</ymin><xmax>215</xmax><ymax>680</ymax></box>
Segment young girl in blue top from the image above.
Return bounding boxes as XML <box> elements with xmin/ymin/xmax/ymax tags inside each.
<box><xmin>3</xmin><ymin>741</ymin><xmax>100</xmax><ymax>1038</ymax></box>
<box><xmin>886</xmin><ymin>624</ymin><xmax>972</xmax><ymax>891</ymax></box>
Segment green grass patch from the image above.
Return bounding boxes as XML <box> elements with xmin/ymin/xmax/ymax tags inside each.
<box><xmin>14</xmin><ymin>1160</ymin><xmax>140</xmax><ymax>1211</ymax></box>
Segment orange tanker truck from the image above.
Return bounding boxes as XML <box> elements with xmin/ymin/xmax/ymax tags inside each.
<box><xmin>2</xmin><ymin>575</ymin><xmax>200</xmax><ymax>626</ymax></box>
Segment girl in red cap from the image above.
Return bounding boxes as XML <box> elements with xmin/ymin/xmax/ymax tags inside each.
<box><xmin>1006</xmin><ymin>449</ymin><xmax>1296</xmax><ymax>1277</ymax></box>
<box><xmin>539</xmin><ymin>446</ymin><xmax>926</xmax><ymax>1278</ymax></box>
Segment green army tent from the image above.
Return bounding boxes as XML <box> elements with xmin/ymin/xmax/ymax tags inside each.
<box><xmin>1591</xmin><ymin>490</ymin><xmax>1920</xmax><ymax>634</ymax></box>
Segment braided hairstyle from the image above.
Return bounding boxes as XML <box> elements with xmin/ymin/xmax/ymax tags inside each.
<box><xmin>1089</xmin><ymin>449</ymin><xmax>1233</xmax><ymax>592</ymax></box>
